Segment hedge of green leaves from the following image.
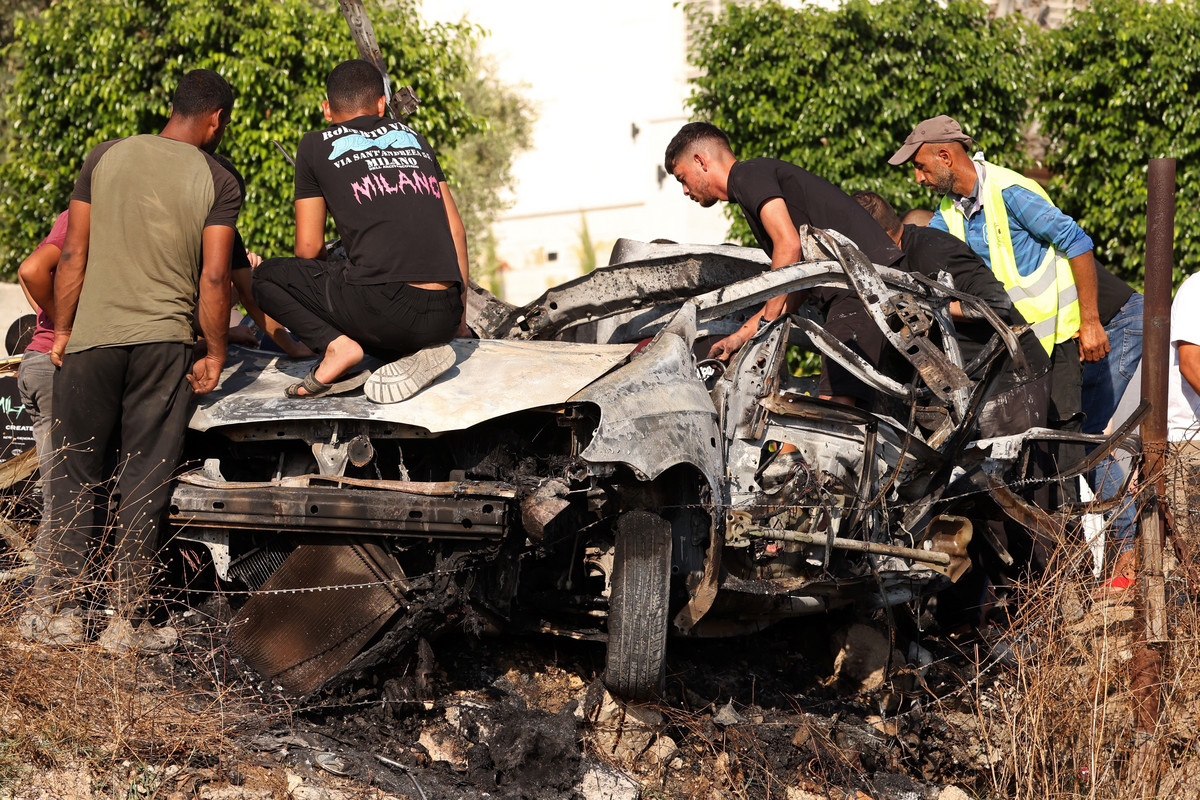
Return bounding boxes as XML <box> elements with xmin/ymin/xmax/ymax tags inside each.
<box><xmin>687</xmin><ymin>0</ymin><xmax>1193</xmax><ymax>288</ymax></box>
<box><xmin>1040</xmin><ymin>0</ymin><xmax>1200</xmax><ymax>287</ymax></box>
<box><xmin>0</xmin><ymin>0</ymin><xmax>482</xmax><ymax>276</ymax></box>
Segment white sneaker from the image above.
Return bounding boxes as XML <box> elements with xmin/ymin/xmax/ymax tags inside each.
<box><xmin>365</xmin><ymin>344</ymin><xmax>456</xmax><ymax>404</ymax></box>
<box><xmin>97</xmin><ymin>618</ymin><xmax>178</xmax><ymax>654</ymax></box>
<box><xmin>17</xmin><ymin>606</ymin><xmax>85</xmax><ymax>646</ymax></box>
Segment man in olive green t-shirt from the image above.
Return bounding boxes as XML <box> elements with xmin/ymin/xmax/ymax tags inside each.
<box><xmin>19</xmin><ymin>69</ymin><xmax>242</xmax><ymax>653</ymax></box>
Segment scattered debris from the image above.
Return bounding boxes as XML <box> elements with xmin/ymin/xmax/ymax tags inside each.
<box><xmin>165</xmin><ymin>233</ymin><xmax>1134</xmax><ymax>705</ymax></box>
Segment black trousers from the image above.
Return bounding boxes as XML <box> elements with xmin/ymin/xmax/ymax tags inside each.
<box><xmin>252</xmin><ymin>257</ymin><xmax>462</xmax><ymax>361</ymax></box>
<box><xmin>1048</xmin><ymin>338</ymin><xmax>1084</xmax><ymax>506</ymax></box>
<box><xmin>939</xmin><ymin>359</ymin><xmax>1069</xmax><ymax>629</ymax></box>
<box><xmin>37</xmin><ymin>343</ymin><xmax>193</xmax><ymax>617</ymax></box>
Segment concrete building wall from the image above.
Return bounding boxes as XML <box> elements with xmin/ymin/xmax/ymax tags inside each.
<box><xmin>420</xmin><ymin>0</ymin><xmax>1082</xmax><ymax>304</ymax></box>
<box><xmin>422</xmin><ymin>0</ymin><xmax>739</xmax><ymax>303</ymax></box>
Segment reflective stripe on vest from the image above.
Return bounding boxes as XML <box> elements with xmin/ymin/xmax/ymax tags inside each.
<box><xmin>937</xmin><ymin>163</ymin><xmax>1081</xmax><ymax>355</ymax></box>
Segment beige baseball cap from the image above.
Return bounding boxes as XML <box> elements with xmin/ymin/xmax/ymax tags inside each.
<box><xmin>889</xmin><ymin>115</ymin><xmax>973</xmax><ymax>165</ymax></box>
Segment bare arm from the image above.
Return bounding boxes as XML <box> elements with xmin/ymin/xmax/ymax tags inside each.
<box><xmin>1181</xmin><ymin>342</ymin><xmax>1200</xmax><ymax>397</ymax></box>
<box><xmin>708</xmin><ymin>197</ymin><xmax>801</xmax><ymax>360</ymax></box>
<box><xmin>295</xmin><ymin>197</ymin><xmax>328</xmax><ymax>260</ymax></box>
<box><xmin>189</xmin><ymin>225</ymin><xmax>234</xmax><ymax>395</ymax></box>
<box><xmin>50</xmin><ymin>200</ymin><xmax>92</xmax><ymax>366</ymax></box>
<box><xmin>230</xmin><ymin>267</ymin><xmax>314</xmax><ymax>358</ymax></box>
<box><xmin>18</xmin><ymin>243</ymin><xmax>61</xmax><ymax>320</ymax></box>
<box><xmin>439</xmin><ymin>181</ymin><xmax>470</xmax><ymax>335</ymax></box>
<box><xmin>1069</xmin><ymin>251</ymin><xmax>1110</xmax><ymax>362</ymax></box>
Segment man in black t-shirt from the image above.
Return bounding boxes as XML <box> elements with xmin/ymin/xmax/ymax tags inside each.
<box><xmin>855</xmin><ymin>191</ymin><xmax>1061</xmax><ymax>626</ymax></box>
<box><xmin>254</xmin><ymin>59</ymin><xmax>468</xmax><ymax>403</ymax></box>
<box><xmin>853</xmin><ymin>191</ymin><xmax>1051</xmax><ymax>438</ymax></box>
<box><xmin>664</xmin><ymin>122</ymin><xmax>904</xmax><ymax>406</ymax></box>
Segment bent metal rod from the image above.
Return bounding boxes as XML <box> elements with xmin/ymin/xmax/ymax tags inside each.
<box><xmin>744</xmin><ymin>529</ymin><xmax>952</xmax><ymax>566</ymax></box>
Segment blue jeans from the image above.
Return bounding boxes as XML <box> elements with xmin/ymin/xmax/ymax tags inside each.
<box><xmin>1081</xmin><ymin>292</ymin><xmax>1143</xmax><ymax>435</ymax></box>
<box><xmin>1082</xmin><ymin>292</ymin><xmax>1143</xmax><ymax>553</ymax></box>
<box><xmin>1091</xmin><ymin>457</ymin><xmax>1137</xmax><ymax>552</ymax></box>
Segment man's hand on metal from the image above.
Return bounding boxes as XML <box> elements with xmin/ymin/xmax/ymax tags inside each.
<box><xmin>187</xmin><ymin>354</ymin><xmax>225</xmax><ymax>395</ymax></box>
<box><xmin>1077</xmin><ymin>319</ymin><xmax>1111</xmax><ymax>362</ymax></box>
<box><xmin>707</xmin><ymin>331</ymin><xmax>747</xmax><ymax>362</ymax></box>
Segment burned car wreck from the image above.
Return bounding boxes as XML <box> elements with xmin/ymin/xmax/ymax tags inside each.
<box><xmin>168</xmin><ymin>227</ymin><xmax>1139</xmax><ymax>701</ymax></box>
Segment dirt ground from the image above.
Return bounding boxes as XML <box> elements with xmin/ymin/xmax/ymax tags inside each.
<box><xmin>0</xmin><ymin>577</ymin><xmax>1026</xmax><ymax>800</ymax></box>
<box><xmin>4</xmin><ymin>502</ymin><xmax>1198</xmax><ymax>800</ymax></box>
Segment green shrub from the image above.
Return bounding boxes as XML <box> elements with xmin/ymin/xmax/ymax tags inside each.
<box><xmin>686</xmin><ymin>0</ymin><xmax>1037</xmax><ymax>245</ymax></box>
<box><xmin>1040</xmin><ymin>0</ymin><xmax>1200</xmax><ymax>287</ymax></box>
<box><xmin>0</xmin><ymin>0</ymin><xmax>481</xmax><ymax>277</ymax></box>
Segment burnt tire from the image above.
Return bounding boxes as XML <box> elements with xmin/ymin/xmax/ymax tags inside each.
<box><xmin>604</xmin><ymin>509</ymin><xmax>672</xmax><ymax>701</ymax></box>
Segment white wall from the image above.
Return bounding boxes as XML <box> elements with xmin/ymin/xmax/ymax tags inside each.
<box><xmin>421</xmin><ymin>0</ymin><xmax>735</xmax><ymax>303</ymax></box>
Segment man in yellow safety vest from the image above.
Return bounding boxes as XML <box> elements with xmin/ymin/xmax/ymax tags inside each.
<box><xmin>889</xmin><ymin>115</ymin><xmax>1108</xmax><ymax>502</ymax></box>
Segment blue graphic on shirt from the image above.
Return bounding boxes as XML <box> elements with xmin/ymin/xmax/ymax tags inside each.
<box><xmin>328</xmin><ymin>129</ymin><xmax>422</xmax><ymax>161</ymax></box>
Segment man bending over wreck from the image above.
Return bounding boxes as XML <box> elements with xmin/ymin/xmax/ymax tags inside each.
<box><xmin>664</xmin><ymin>122</ymin><xmax>904</xmax><ymax>407</ymax></box>
<box><xmin>253</xmin><ymin>59</ymin><xmax>469</xmax><ymax>403</ymax></box>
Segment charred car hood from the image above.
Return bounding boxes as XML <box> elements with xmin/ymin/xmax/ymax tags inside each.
<box><xmin>190</xmin><ymin>339</ymin><xmax>635</xmax><ymax>434</ymax></box>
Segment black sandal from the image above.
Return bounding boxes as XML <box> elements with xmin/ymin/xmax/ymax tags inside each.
<box><xmin>285</xmin><ymin>364</ymin><xmax>370</xmax><ymax>398</ymax></box>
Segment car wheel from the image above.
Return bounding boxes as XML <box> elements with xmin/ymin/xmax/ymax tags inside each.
<box><xmin>604</xmin><ymin>509</ymin><xmax>672</xmax><ymax>701</ymax></box>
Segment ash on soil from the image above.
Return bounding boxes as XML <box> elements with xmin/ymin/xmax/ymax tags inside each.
<box><xmin>208</xmin><ymin>610</ymin><xmax>997</xmax><ymax>800</ymax></box>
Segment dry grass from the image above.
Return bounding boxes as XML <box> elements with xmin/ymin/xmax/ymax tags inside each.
<box><xmin>577</xmin><ymin>451</ymin><xmax>1200</xmax><ymax>799</ymax></box>
<box><xmin>5</xmin><ymin>445</ymin><xmax>1200</xmax><ymax>799</ymax></box>
<box><xmin>0</xmin><ymin>509</ymin><xmax>287</xmax><ymax>798</ymax></box>
<box><xmin>971</xmin><ymin>447</ymin><xmax>1200</xmax><ymax>799</ymax></box>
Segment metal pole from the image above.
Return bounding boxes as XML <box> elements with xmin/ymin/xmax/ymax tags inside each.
<box><xmin>743</xmin><ymin>528</ymin><xmax>952</xmax><ymax>566</ymax></box>
<box><xmin>1131</xmin><ymin>157</ymin><xmax>1175</xmax><ymax>756</ymax></box>
<box><xmin>1141</xmin><ymin>158</ymin><xmax>1176</xmax><ymax>490</ymax></box>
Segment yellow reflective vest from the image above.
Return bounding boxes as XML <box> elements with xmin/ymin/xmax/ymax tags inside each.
<box><xmin>937</xmin><ymin>162</ymin><xmax>1081</xmax><ymax>355</ymax></box>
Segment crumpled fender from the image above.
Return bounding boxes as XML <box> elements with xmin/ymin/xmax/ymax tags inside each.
<box><xmin>572</xmin><ymin>302</ymin><xmax>724</xmax><ymax>497</ymax></box>
<box><xmin>572</xmin><ymin>303</ymin><xmax>726</xmax><ymax>632</ymax></box>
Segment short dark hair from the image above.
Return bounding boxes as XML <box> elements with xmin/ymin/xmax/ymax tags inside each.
<box><xmin>326</xmin><ymin>59</ymin><xmax>385</xmax><ymax>116</ymax></box>
<box><xmin>171</xmin><ymin>69</ymin><xmax>234</xmax><ymax>119</ymax></box>
<box><xmin>664</xmin><ymin>122</ymin><xmax>731</xmax><ymax>174</ymax></box>
<box><xmin>852</xmin><ymin>191</ymin><xmax>902</xmax><ymax>238</ymax></box>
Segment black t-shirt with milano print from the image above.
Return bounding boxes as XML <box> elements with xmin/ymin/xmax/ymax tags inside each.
<box><xmin>294</xmin><ymin>114</ymin><xmax>459</xmax><ymax>286</ymax></box>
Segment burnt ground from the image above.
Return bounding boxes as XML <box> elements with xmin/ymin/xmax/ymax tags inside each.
<box><xmin>2</xmin><ymin>509</ymin><xmax>1119</xmax><ymax>800</ymax></box>
<box><xmin>152</xmin><ymin>599</ymin><xmax>1002</xmax><ymax>800</ymax></box>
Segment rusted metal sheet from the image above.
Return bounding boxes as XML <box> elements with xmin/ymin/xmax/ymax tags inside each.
<box><xmin>986</xmin><ymin>477</ymin><xmax>1066</xmax><ymax>554</ymax></box>
<box><xmin>465</xmin><ymin>280</ymin><xmax>518</xmax><ymax>337</ymax></box>
<box><xmin>190</xmin><ymin>339</ymin><xmax>632</xmax><ymax>435</ymax></box>
<box><xmin>175</xmin><ymin>468</ymin><xmax>518</xmax><ymax>498</ymax></box>
<box><xmin>229</xmin><ymin>538</ymin><xmax>408</xmax><ymax>696</ymax></box>
<box><xmin>170</xmin><ymin>480</ymin><xmax>509</xmax><ymax>539</ymax></box>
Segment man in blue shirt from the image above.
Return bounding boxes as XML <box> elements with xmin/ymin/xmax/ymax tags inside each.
<box><xmin>890</xmin><ymin>115</ymin><xmax>1107</xmax><ymax>506</ymax></box>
